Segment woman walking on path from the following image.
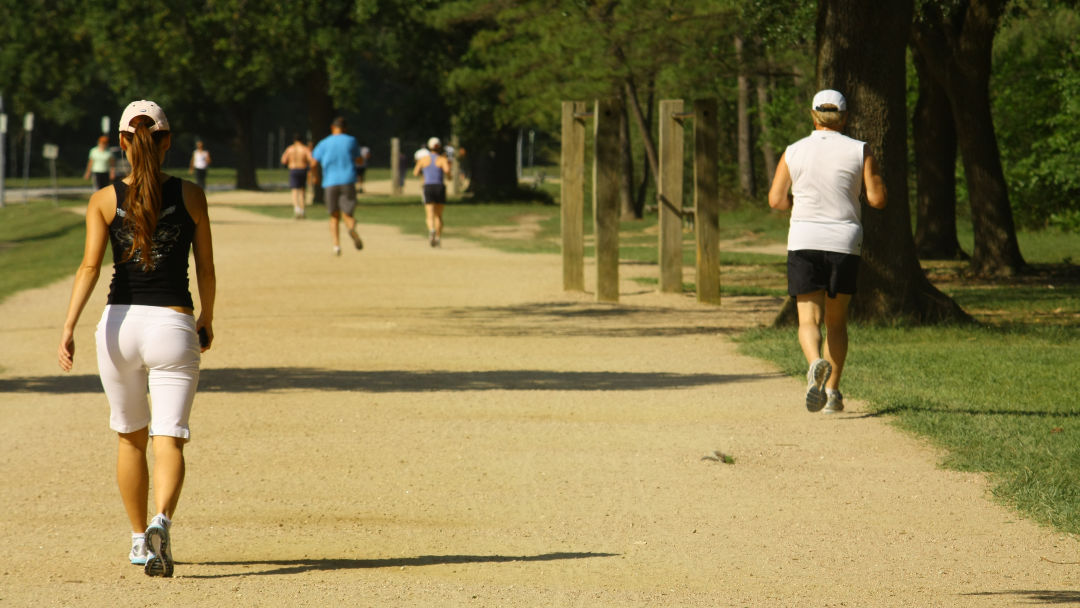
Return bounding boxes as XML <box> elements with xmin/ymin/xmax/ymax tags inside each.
<box><xmin>767</xmin><ymin>89</ymin><xmax>886</xmax><ymax>413</ymax></box>
<box><xmin>188</xmin><ymin>140</ymin><xmax>211</xmax><ymax>190</ymax></box>
<box><xmin>84</xmin><ymin>135</ymin><xmax>116</xmax><ymax>191</ymax></box>
<box><xmin>413</xmin><ymin>136</ymin><xmax>452</xmax><ymax>247</ymax></box>
<box><xmin>57</xmin><ymin>100</ymin><xmax>216</xmax><ymax>578</ymax></box>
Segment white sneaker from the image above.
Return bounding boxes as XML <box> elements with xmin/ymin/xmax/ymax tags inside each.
<box><xmin>332</xmin><ymin>245</ymin><xmax>342</xmax><ymax>256</ymax></box>
<box><xmin>805</xmin><ymin>358</ymin><xmax>831</xmax><ymax>412</ymax></box>
<box><xmin>129</xmin><ymin>534</ymin><xmax>148</xmax><ymax>565</ymax></box>
<box><xmin>143</xmin><ymin>514</ymin><xmax>173</xmax><ymax>577</ymax></box>
<box><xmin>824</xmin><ymin>389</ymin><xmax>844</xmax><ymax>413</ymax></box>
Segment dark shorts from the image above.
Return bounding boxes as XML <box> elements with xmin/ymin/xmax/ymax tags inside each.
<box><xmin>423</xmin><ymin>184</ymin><xmax>447</xmax><ymax>205</ymax></box>
<box><xmin>787</xmin><ymin>249</ymin><xmax>860</xmax><ymax>298</ymax></box>
<box><xmin>93</xmin><ymin>172</ymin><xmax>111</xmax><ymax>191</ymax></box>
<box><xmin>289</xmin><ymin>168</ymin><xmax>308</xmax><ymax>189</ymax></box>
<box><xmin>355</xmin><ymin>166</ymin><xmax>366</xmax><ymax>179</ymax></box>
<box><xmin>324</xmin><ymin>183</ymin><xmax>357</xmax><ymax>216</ymax></box>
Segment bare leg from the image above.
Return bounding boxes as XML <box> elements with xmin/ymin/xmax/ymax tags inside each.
<box><xmin>117</xmin><ymin>428</ymin><xmax>150</xmax><ymax>532</ymax></box>
<box><xmin>329</xmin><ymin>211</ymin><xmax>341</xmax><ymax>248</ymax></box>
<box><xmin>795</xmin><ymin>291</ymin><xmax>826</xmax><ymax>365</ymax></box>
<box><xmin>151</xmin><ymin>436</ymin><xmax>186</xmax><ymax>520</ymax></box>
<box><xmin>432</xmin><ymin>203</ymin><xmax>445</xmax><ymax>238</ymax></box>
<box><xmin>425</xmin><ymin>204</ymin><xmax>436</xmax><ymax>233</ymax></box>
<box><xmin>822</xmin><ymin>293</ymin><xmax>852</xmax><ymax>390</ymax></box>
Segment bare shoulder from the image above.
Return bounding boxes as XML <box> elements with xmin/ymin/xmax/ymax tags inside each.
<box><xmin>88</xmin><ymin>182</ymin><xmax>117</xmax><ymax>224</ymax></box>
<box><xmin>182</xmin><ymin>179</ymin><xmax>210</xmax><ymax>223</ymax></box>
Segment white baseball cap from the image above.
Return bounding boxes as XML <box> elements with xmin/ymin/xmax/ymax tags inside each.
<box><xmin>811</xmin><ymin>89</ymin><xmax>847</xmax><ymax>112</ymax></box>
<box><xmin>119</xmin><ymin>100</ymin><xmax>170</xmax><ymax>133</ymax></box>
<box><xmin>427</xmin><ymin>137</ymin><xmax>441</xmax><ymax>149</ymax></box>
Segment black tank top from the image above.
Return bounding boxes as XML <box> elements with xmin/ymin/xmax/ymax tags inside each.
<box><xmin>107</xmin><ymin>177</ymin><xmax>195</xmax><ymax>308</ymax></box>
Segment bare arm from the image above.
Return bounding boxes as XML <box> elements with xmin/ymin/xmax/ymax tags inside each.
<box><xmin>437</xmin><ymin>155</ymin><xmax>452</xmax><ymax>181</ymax></box>
<box><xmin>413</xmin><ymin>155</ymin><xmax>428</xmax><ymax>177</ymax></box>
<box><xmin>863</xmin><ymin>146</ymin><xmax>887</xmax><ymax>209</ymax></box>
<box><xmin>58</xmin><ymin>191</ymin><xmax>112</xmax><ymax>371</ymax></box>
<box><xmin>184</xmin><ymin>181</ymin><xmax>216</xmax><ymax>352</ymax></box>
<box><xmin>767</xmin><ymin>153</ymin><xmax>793</xmax><ymax>211</ymax></box>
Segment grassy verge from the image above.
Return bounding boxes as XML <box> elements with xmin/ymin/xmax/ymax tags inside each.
<box><xmin>3</xmin><ymin>192</ymin><xmax>1079</xmax><ymax>534</ymax></box>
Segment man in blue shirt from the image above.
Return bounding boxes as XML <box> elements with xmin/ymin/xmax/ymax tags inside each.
<box><xmin>312</xmin><ymin>117</ymin><xmax>364</xmax><ymax>255</ymax></box>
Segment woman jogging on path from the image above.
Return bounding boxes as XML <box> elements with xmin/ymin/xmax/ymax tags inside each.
<box><xmin>413</xmin><ymin>136</ymin><xmax>452</xmax><ymax>247</ymax></box>
<box><xmin>767</xmin><ymin>89</ymin><xmax>886</xmax><ymax>414</ymax></box>
<box><xmin>58</xmin><ymin>100</ymin><xmax>216</xmax><ymax>578</ymax></box>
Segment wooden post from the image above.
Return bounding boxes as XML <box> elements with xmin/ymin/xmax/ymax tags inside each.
<box><xmin>390</xmin><ymin>137</ymin><xmax>402</xmax><ymax>195</ymax></box>
<box><xmin>450</xmin><ymin>134</ymin><xmax>463</xmax><ymax>196</ymax></box>
<box><xmin>693</xmin><ymin>98</ymin><xmax>721</xmax><ymax>304</ymax></box>
<box><xmin>560</xmin><ymin>101</ymin><xmax>587</xmax><ymax>292</ymax></box>
<box><xmin>593</xmin><ymin>99</ymin><xmax>620</xmax><ymax>303</ymax></box>
<box><xmin>658</xmin><ymin>100</ymin><xmax>685</xmax><ymax>294</ymax></box>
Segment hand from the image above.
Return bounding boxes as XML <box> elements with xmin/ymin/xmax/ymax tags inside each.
<box><xmin>196</xmin><ymin>321</ymin><xmax>213</xmax><ymax>352</ymax></box>
<box><xmin>58</xmin><ymin>331</ymin><xmax>75</xmax><ymax>372</ymax></box>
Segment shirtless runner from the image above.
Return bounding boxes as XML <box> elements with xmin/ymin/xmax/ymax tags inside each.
<box><xmin>280</xmin><ymin>133</ymin><xmax>316</xmax><ymax>219</ymax></box>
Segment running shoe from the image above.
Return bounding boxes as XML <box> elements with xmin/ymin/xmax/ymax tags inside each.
<box><xmin>349</xmin><ymin>228</ymin><xmax>363</xmax><ymax>250</ymax></box>
<box><xmin>429</xmin><ymin>231</ymin><xmax>437</xmax><ymax>247</ymax></box>
<box><xmin>332</xmin><ymin>245</ymin><xmax>341</xmax><ymax>256</ymax></box>
<box><xmin>824</xmin><ymin>389</ymin><xmax>844</xmax><ymax>413</ymax></box>
<box><xmin>143</xmin><ymin>514</ymin><xmax>174</xmax><ymax>578</ymax></box>
<box><xmin>805</xmin><ymin>358</ymin><xmax>831</xmax><ymax>412</ymax></box>
<box><xmin>129</xmin><ymin>534</ymin><xmax>148</xmax><ymax>565</ymax></box>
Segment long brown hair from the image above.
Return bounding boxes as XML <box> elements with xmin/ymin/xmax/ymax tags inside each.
<box><xmin>119</xmin><ymin>118</ymin><xmax>168</xmax><ymax>270</ymax></box>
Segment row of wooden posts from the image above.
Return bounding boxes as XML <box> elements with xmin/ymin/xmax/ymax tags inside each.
<box><xmin>560</xmin><ymin>99</ymin><xmax>721</xmax><ymax>305</ymax></box>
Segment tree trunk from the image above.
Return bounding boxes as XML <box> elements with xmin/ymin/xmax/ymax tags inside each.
<box><xmin>911</xmin><ymin>0</ymin><xmax>1025</xmax><ymax>276</ymax></box>
<box><xmin>230</xmin><ymin>101</ymin><xmax>259</xmax><ymax>190</ymax></box>
<box><xmin>635</xmin><ymin>80</ymin><xmax>655</xmax><ymax>215</ymax></box>
<box><xmin>912</xmin><ymin>45</ymin><xmax>966</xmax><ymax>260</ymax></box>
<box><xmin>466</xmin><ymin>126</ymin><xmax>519</xmax><ymax>198</ymax></box>
<box><xmin>306</xmin><ymin>70</ymin><xmax>334</xmax><ymax>204</ymax></box>
<box><xmin>804</xmin><ymin>0</ymin><xmax>969</xmax><ymax>324</ymax></box>
<box><xmin>756</xmin><ymin>74</ymin><xmax>777</xmax><ymax>185</ymax></box>
<box><xmin>735</xmin><ymin>35</ymin><xmax>755</xmax><ymax>199</ymax></box>
<box><xmin>618</xmin><ymin>95</ymin><xmax>637</xmax><ymax>220</ymax></box>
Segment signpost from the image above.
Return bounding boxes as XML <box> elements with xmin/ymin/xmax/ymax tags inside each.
<box><xmin>43</xmin><ymin>143</ymin><xmax>59</xmax><ymax>204</ymax></box>
<box><xmin>22</xmin><ymin>112</ymin><xmax>33</xmax><ymax>203</ymax></box>
<box><xmin>0</xmin><ymin>94</ymin><xmax>7</xmax><ymax>208</ymax></box>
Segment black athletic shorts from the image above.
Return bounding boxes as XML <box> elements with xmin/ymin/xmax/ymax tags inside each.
<box><xmin>288</xmin><ymin>168</ymin><xmax>308</xmax><ymax>189</ymax></box>
<box><xmin>787</xmin><ymin>249</ymin><xmax>860</xmax><ymax>298</ymax></box>
<box><xmin>423</xmin><ymin>184</ymin><xmax>447</xmax><ymax>205</ymax></box>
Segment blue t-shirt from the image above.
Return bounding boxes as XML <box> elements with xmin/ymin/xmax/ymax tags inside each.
<box><xmin>312</xmin><ymin>134</ymin><xmax>358</xmax><ymax>188</ymax></box>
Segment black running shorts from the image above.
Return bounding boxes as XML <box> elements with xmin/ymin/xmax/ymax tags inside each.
<box><xmin>787</xmin><ymin>249</ymin><xmax>860</xmax><ymax>298</ymax></box>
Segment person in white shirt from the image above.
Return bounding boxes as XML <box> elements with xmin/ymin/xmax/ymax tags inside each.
<box><xmin>767</xmin><ymin>89</ymin><xmax>887</xmax><ymax>414</ymax></box>
<box><xmin>188</xmin><ymin>140</ymin><xmax>211</xmax><ymax>189</ymax></box>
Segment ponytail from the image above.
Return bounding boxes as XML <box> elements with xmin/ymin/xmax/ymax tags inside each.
<box><xmin>120</xmin><ymin>119</ymin><xmax>168</xmax><ymax>270</ymax></box>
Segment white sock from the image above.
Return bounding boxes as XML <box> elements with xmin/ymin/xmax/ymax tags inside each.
<box><xmin>132</xmin><ymin>532</ymin><xmax>145</xmax><ymax>540</ymax></box>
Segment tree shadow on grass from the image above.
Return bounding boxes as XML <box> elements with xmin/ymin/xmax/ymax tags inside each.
<box><xmin>0</xmin><ymin>368</ymin><xmax>784</xmax><ymax>395</ymax></box>
<box><xmin>184</xmin><ymin>551</ymin><xmax>618</xmax><ymax>579</ymax></box>
<box><xmin>962</xmin><ymin>589</ymin><xmax>1080</xmax><ymax>604</ymax></box>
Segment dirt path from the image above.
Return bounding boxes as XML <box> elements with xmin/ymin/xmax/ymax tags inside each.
<box><xmin>2</xmin><ymin>191</ymin><xmax>1077</xmax><ymax>607</ymax></box>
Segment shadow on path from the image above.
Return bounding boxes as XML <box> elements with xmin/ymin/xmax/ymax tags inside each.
<box><xmin>1</xmin><ymin>368</ymin><xmax>783</xmax><ymax>395</ymax></box>
<box><xmin>962</xmin><ymin>589</ymin><xmax>1080</xmax><ymax>604</ymax></box>
<box><xmin>184</xmin><ymin>551</ymin><xmax>618</xmax><ymax>579</ymax></box>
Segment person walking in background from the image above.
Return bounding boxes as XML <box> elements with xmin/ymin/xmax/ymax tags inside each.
<box><xmin>355</xmin><ymin>145</ymin><xmax>371</xmax><ymax>193</ymax></box>
<box><xmin>281</xmin><ymin>133</ymin><xmax>315</xmax><ymax>219</ymax></box>
<box><xmin>188</xmin><ymin>140</ymin><xmax>211</xmax><ymax>190</ymax></box>
<box><xmin>311</xmin><ymin>117</ymin><xmax>363</xmax><ymax>255</ymax></box>
<box><xmin>57</xmin><ymin>100</ymin><xmax>216</xmax><ymax>578</ymax></box>
<box><xmin>413</xmin><ymin>136</ymin><xmax>452</xmax><ymax>248</ymax></box>
<box><xmin>84</xmin><ymin>135</ymin><xmax>116</xmax><ymax>191</ymax></box>
<box><xmin>767</xmin><ymin>89</ymin><xmax>886</xmax><ymax>414</ymax></box>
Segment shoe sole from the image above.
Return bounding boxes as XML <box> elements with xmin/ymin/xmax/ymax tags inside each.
<box><xmin>143</xmin><ymin>524</ymin><xmax>173</xmax><ymax>578</ymax></box>
<box><xmin>805</xmin><ymin>359</ymin><xmax>832</xmax><ymax>412</ymax></box>
<box><xmin>349</xmin><ymin>229</ymin><xmax>363</xmax><ymax>250</ymax></box>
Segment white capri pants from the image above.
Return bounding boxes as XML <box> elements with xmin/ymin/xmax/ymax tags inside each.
<box><xmin>95</xmin><ymin>305</ymin><xmax>201</xmax><ymax>440</ymax></box>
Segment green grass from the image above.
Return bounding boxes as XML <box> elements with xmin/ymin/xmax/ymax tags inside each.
<box><xmin>4</xmin><ymin>188</ymin><xmax>1080</xmax><ymax>534</ymax></box>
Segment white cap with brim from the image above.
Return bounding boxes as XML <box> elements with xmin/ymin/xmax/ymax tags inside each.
<box><xmin>812</xmin><ymin>89</ymin><xmax>847</xmax><ymax>112</ymax></box>
<box><xmin>427</xmin><ymin>137</ymin><xmax>441</xmax><ymax>149</ymax></box>
<box><xmin>119</xmin><ymin>100</ymin><xmax>170</xmax><ymax>133</ymax></box>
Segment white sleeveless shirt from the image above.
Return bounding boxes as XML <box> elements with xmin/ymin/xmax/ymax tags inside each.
<box><xmin>784</xmin><ymin>130</ymin><xmax>866</xmax><ymax>255</ymax></box>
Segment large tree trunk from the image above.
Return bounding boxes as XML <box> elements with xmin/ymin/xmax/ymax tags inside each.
<box><xmin>912</xmin><ymin>45</ymin><xmax>966</xmax><ymax>260</ymax></box>
<box><xmin>619</xmin><ymin>94</ymin><xmax>637</xmax><ymax>220</ymax></box>
<box><xmin>807</xmin><ymin>0</ymin><xmax>969</xmax><ymax>324</ymax></box>
<box><xmin>466</xmin><ymin>126</ymin><xmax>519</xmax><ymax>198</ymax></box>
<box><xmin>756</xmin><ymin>73</ymin><xmax>777</xmax><ymax>185</ymax></box>
<box><xmin>230</xmin><ymin>101</ymin><xmax>259</xmax><ymax>190</ymax></box>
<box><xmin>911</xmin><ymin>0</ymin><xmax>1025</xmax><ymax>276</ymax></box>
<box><xmin>735</xmin><ymin>35</ymin><xmax>755</xmax><ymax>200</ymax></box>
<box><xmin>306</xmin><ymin>70</ymin><xmax>334</xmax><ymax>204</ymax></box>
